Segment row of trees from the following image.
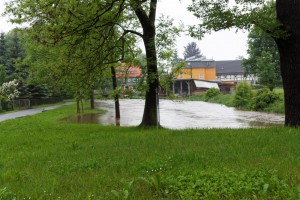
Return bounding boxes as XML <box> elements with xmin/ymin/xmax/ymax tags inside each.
<box><xmin>0</xmin><ymin>30</ymin><xmax>66</xmax><ymax>111</ymax></box>
<box><xmin>3</xmin><ymin>0</ymin><xmax>300</xmax><ymax>127</ymax></box>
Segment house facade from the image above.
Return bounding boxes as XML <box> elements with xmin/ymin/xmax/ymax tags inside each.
<box><xmin>177</xmin><ymin>56</ymin><xmax>216</xmax><ymax>81</ymax></box>
<box><xmin>171</xmin><ymin>79</ymin><xmax>219</xmax><ymax>97</ymax></box>
<box><xmin>172</xmin><ymin>57</ymin><xmax>259</xmax><ymax>96</ymax></box>
<box><xmin>116</xmin><ymin>65</ymin><xmax>143</xmax><ymax>87</ymax></box>
<box><xmin>216</xmin><ymin>60</ymin><xmax>258</xmax><ymax>84</ymax></box>
<box><xmin>215</xmin><ymin>60</ymin><xmax>258</xmax><ymax>94</ymax></box>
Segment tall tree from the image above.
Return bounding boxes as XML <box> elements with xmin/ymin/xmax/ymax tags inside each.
<box><xmin>242</xmin><ymin>27</ymin><xmax>281</xmax><ymax>90</ymax></box>
<box><xmin>183</xmin><ymin>41</ymin><xmax>203</xmax><ymax>60</ymax></box>
<box><xmin>5</xmin><ymin>0</ymin><xmax>168</xmax><ymax>127</ymax></box>
<box><xmin>188</xmin><ymin>0</ymin><xmax>300</xmax><ymax>126</ymax></box>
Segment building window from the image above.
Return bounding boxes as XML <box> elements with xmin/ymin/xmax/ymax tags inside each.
<box><xmin>206</xmin><ymin>62</ymin><xmax>211</xmax><ymax>66</ymax></box>
<box><xmin>179</xmin><ymin>73</ymin><xmax>183</xmax><ymax>78</ymax></box>
<box><xmin>199</xmin><ymin>74</ymin><xmax>204</xmax><ymax>79</ymax></box>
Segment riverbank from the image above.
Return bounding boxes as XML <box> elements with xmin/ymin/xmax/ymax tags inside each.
<box><xmin>186</xmin><ymin>88</ymin><xmax>285</xmax><ymax>114</ymax></box>
<box><xmin>0</xmin><ymin>103</ymin><xmax>299</xmax><ymax>199</ymax></box>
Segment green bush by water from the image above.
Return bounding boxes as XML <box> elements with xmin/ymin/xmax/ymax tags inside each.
<box><xmin>234</xmin><ymin>81</ymin><xmax>253</xmax><ymax>109</ymax></box>
<box><xmin>205</xmin><ymin>87</ymin><xmax>221</xmax><ymax>100</ymax></box>
<box><xmin>252</xmin><ymin>87</ymin><xmax>280</xmax><ymax>111</ymax></box>
<box><xmin>186</xmin><ymin>86</ymin><xmax>284</xmax><ymax>114</ymax></box>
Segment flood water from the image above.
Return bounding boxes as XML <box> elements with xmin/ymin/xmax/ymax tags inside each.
<box><xmin>68</xmin><ymin>99</ymin><xmax>285</xmax><ymax>129</ymax></box>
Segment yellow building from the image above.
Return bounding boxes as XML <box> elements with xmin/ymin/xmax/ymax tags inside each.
<box><xmin>177</xmin><ymin>57</ymin><xmax>216</xmax><ymax>81</ymax></box>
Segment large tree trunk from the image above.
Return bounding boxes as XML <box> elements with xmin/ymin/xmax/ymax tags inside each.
<box><xmin>140</xmin><ymin>34</ymin><xmax>160</xmax><ymax>127</ymax></box>
<box><xmin>134</xmin><ymin>0</ymin><xmax>160</xmax><ymax>127</ymax></box>
<box><xmin>275</xmin><ymin>1</ymin><xmax>300</xmax><ymax>126</ymax></box>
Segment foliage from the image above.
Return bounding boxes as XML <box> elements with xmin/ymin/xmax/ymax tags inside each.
<box><xmin>112</xmin><ymin>169</ymin><xmax>300</xmax><ymax>199</ymax></box>
<box><xmin>0</xmin><ymin>29</ymin><xmax>27</xmax><ymax>84</ymax></box>
<box><xmin>252</xmin><ymin>87</ymin><xmax>280</xmax><ymax>111</ymax></box>
<box><xmin>162</xmin><ymin>169</ymin><xmax>299</xmax><ymax>199</ymax></box>
<box><xmin>183</xmin><ymin>41</ymin><xmax>203</xmax><ymax>59</ymax></box>
<box><xmin>187</xmin><ymin>0</ymin><xmax>287</xmax><ymax>39</ymax></box>
<box><xmin>205</xmin><ymin>87</ymin><xmax>221</xmax><ymax>100</ymax></box>
<box><xmin>0</xmin><ymin>79</ymin><xmax>20</xmax><ymax>100</ymax></box>
<box><xmin>242</xmin><ymin>26</ymin><xmax>281</xmax><ymax>90</ymax></box>
<box><xmin>5</xmin><ymin>0</ymin><xmax>183</xmax><ymax>126</ymax></box>
<box><xmin>186</xmin><ymin>88</ymin><xmax>284</xmax><ymax>114</ymax></box>
<box><xmin>234</xmin><ymin>81</ymin><xmax>253</xmax><ymax>109</ymax></box>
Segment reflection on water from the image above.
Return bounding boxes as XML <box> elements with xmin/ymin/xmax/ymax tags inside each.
<box><xmin>65</xmin><ymin>113</ymin><xmax>101</xmax><ymax>124</ymax></box>
<box><xmin>65</xmin><ymin>99</ymin><xmax>285</xmax><ymax>129</ymax></box>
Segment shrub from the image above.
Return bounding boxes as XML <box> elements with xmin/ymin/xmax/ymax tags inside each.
<box><xmin>234</xmin><ymin>81</ymin><xmax>253</xmax><ymax>109</ymax></box>
<box><xmin>205</xmin><ymin>88</ymin><xmax>221</xmax><ymax>100</ymax></box>
<box><xmin>252</xmin><ymin>87</ymin><xmax>280</xmax><ymax>111</ymax></box>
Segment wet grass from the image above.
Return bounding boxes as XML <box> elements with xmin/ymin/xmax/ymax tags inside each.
<box><xmin>0</xmin><ymin>103</ymin><xmax>299</xmax><ymax>199</ymax></box>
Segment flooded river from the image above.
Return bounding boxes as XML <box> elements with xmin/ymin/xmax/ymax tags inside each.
<box><xmin>70</xmin><ymin>99</ymin><xmax>284</xmax><ymax>129</ymax></box>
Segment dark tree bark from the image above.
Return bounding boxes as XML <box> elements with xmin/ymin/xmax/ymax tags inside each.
<box><xmin>134</xmin><ymin>0</ymin><xmax>160</xmax><ymax>127</ymax></box>
<box><xmin>111</xmin><ymin>66</ymin><xmax>120</xmax><ymax>124</ymax></box>
<box><xmin>275</xmin><ymin>1</ymin><xmax>300</xmax><ymax>126</ymax></box>
<box><xmin>90</xmin><ymin>90</ymin><xmax>95</xmax><ymax>109</ymax></box>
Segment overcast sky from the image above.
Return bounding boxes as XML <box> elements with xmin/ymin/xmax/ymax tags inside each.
<box><xmin>0</xmin><ymin>0</ymin><xmax>249</xmax><ymax>60</ymax></box>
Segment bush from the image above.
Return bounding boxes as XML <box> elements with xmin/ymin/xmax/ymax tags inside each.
<box><xmin>234</xmin><ymin>81</ymin><xmax>253</xmax><ymax>109</ymax></box>
<box><xmin>252</xmin><ymin>87</ymin><xmax>280</xmax><ymax>111</ymax></box>
<box><xmin>205</xmin><ymin>88</ymin><xmax>221</xmax><ymax>100</ymax></box>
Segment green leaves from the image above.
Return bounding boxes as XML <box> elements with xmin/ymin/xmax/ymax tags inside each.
<box><xmin>188</xmin><ymin>0</ymin><xmax>287</xmax><ymax>40</ymax></box>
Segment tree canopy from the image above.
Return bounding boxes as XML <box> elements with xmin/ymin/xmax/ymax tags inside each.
<box><xmin>5</xmin><ymin>0</ymin><xmax>182</xmax><ymax>127</ymax></box>
<box><xmin>242</xmin><ymin>26</ymin><xmax>281</xmax><ymax>90</ymax></box>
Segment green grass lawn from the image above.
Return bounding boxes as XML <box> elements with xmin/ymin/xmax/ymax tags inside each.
<box><xmin>0</xmin><ymin>103</ymin><xmax>299</xmax><ymax>199</ymax></box>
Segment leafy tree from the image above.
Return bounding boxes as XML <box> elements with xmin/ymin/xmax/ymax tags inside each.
<box><xmin>183</xmin><ymin>41</ymin><xmax>203</xmax><ymax>60</ymax></box>
<box><xmin>5</xmin><ymin>0</ymin><xmax>182</xmax><ymax>127</ymax></box>
<box><xmin>188</xmin><ymin>0</ymin><xmax>300</xmax><ymax>127</ymax></box>
<box><xmin>242</xmin><ymin>27</ymin><xmax>281</xmax><ymax>90</ymax></box>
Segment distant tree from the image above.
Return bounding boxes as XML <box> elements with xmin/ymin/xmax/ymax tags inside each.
<box><xmin>183</xmin><ymin>42</ymin><xmax>203</xmax><ymax>60</ymax></box>
<box><xmin>242</xmin><ymin>27</ymin><xmax>281</xmax><ymax>91</ymax></box>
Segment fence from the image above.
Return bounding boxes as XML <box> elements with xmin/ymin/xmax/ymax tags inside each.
<box><xmin>13</xmin><ymin>97</ymin><xmax>64</xmax><ymax>110</ymax></box>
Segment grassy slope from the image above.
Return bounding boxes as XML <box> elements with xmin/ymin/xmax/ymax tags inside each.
<box><xmin>0</xmin><ymin>103</ymin><xmax>299</xmax><ymax>199</ymax></box>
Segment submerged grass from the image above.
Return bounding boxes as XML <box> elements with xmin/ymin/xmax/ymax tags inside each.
<box><xmin>0</xmin><ymin>103</ymin><xmax>299</xmax><ymax>199</ymax></box>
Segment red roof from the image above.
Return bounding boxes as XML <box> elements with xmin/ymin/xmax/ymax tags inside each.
<box><xmin>116</xmin><ymin>65</ymin><xmax>142</xmax><ymax>78</ymax></box>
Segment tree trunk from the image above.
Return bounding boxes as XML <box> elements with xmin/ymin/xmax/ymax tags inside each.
<box><xmin>90</xmin><ymin>90</ymin><xmax>95</xmax><ymax>109</ymax></box>
<box><xmin>76</xmin><ymin>99</ymin><xmax>80</xmax><ymax>113</ymax></box>
<box><xmin>275</xmin><ymin>0</ymin><xmax>300</xmax><ymax>126</ymax></box>
<box><xmin>134</xmin><ymin>0</ymin><xmax>160</xmax><ymax>127</ymax></box>
<box><xmin>111</xmin><ymin>66</ymin><xmax>120</xmax><ymax>123</ymax></box>
<box><xmin>139</xmin><ymin>35</ymin><xmax>159</xmax><ymax>127</ymax></box>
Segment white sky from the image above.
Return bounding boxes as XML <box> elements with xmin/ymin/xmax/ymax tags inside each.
<box><xmin>0</xmin><ymin>0</ymin><xmax>249</xmax><ymax>60</ymax></box>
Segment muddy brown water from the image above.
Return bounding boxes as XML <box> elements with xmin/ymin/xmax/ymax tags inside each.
<box><xmin>65</xmin><ymin>99</ymin><xmax>284</xmax><ymax>129</ymax></box>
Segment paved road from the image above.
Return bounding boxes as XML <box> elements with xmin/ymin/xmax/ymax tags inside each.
<box><xmin>0</xmin><ymin>102</ymin><xmax>74</xmax><ymax>122</ymax></box>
